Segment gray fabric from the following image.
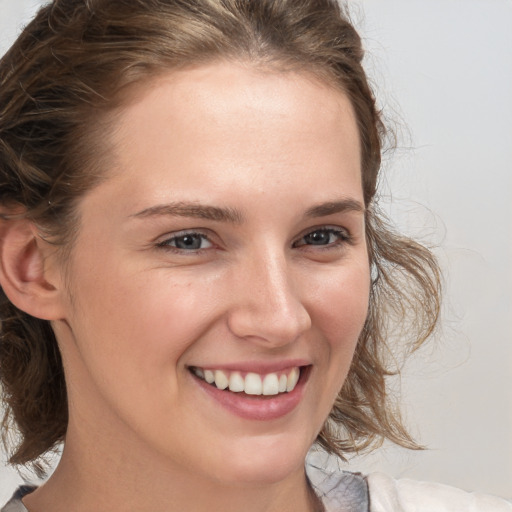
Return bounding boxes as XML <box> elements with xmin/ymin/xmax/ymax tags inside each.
<box><xmin>307</xmin><ymin>464</ymin><xmax>369</xmax><ymax>512</ymax></box>
<box><xmin>1</xmin><ymin>486</ymin><xmax>33</xmax><ymax>512</ymax></box>
<box><xmin>1</xmin><ymin>470</ymin><xmax>369</xmax><ymax>512</ymax></box>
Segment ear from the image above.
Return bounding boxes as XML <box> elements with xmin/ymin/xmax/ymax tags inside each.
<box><xmin>0</xmin><ymin>217</ymin><xmax>66</xmax><ymax>321</ymax></box>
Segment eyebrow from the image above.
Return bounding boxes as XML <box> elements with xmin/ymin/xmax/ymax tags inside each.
<box><xmin>131</xmin><ymin>202</ymin><xmax>244</xmax><ymax>223</ymax></box>
<box><xmin>304</xmin><ymin>199</ymin><xmax>365</xmax><ymax>218</ymax></box>
<box><xmin>131</xmin><ymin>198</ymin><xmax>364</xmax><ymax>223</ymax></box>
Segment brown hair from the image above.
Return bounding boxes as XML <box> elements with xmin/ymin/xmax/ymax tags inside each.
<box><xmin>0</xmin><ymin>0</ymin><xmax>440</xmax><ymax>468</ymax></box>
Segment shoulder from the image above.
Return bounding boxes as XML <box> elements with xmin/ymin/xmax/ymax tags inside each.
<box><xmin>367</xmin><ymin>472</ymin><xmax>512</xmax><ymax>512</ymax></box>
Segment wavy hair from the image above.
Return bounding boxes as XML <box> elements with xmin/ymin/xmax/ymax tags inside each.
<box><xmin>0</xmin><ymin>0</ymin><xmax>441</xmax><ymax>469</ymax></box>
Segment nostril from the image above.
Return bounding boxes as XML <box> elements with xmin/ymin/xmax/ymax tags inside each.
<box><xmin>227</xmin><ymin>307</ymin><xmax>311</xmax><ymax>346</ymax></box>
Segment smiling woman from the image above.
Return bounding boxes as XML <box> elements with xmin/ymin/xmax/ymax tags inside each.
<box><xmin>0</xmin><ymin>1</ymin><xmax>509</xmax><ymax>512</ymax></box>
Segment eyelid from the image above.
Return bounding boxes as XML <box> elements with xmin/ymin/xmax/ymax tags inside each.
<box><xmin>155</xmin><ymin>229</ymin><xmax>216</xmax><ymax>251</ymax></box>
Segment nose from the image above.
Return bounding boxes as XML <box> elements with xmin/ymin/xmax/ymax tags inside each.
<box><xmin>226</xmin><ymin>251</ymin><xmax>312</xmax><ymax>347</ymax></box>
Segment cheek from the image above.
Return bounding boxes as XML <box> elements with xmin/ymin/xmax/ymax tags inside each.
<box><xmin>308</xmin><ymin>263</ymin><xmax>370</xmax><ymax>397</ymax></box>
<box><xmin>64</xmin><ymin>260</ymin><xmax>223</xmax><ymax>374</ymax></box>
<box><xmin>59</xmin><ymin>263</ymin><xmax>225</xmax><ymax>429</ymax></box>
<box><xmin>310</xmin><ymin>262</ymin><xmax>370</xmax><ymax>343</ymax></box>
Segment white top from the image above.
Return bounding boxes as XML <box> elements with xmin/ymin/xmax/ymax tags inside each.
<box><xmin>367</xmin><ymin>472</ymin><xmax>512</xmax><ymax>512</ymax></box>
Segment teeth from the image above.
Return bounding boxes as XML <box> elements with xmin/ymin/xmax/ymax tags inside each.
<box><xmin>193</xmin><ymin>367</ymin><xmax>204</xmax><ymax>379</ymax></box>
<box><xmin>192</xmin><ymin>367</ymin><xmax>302</xmax><ymax>395</ymax></box>
<box><xmin>278</xmin><ymin>374</ymin><xmax>287</xmax><ymax>393</ymax></box>
<box><xmin>262</xmin><ymin>373</ymin><xmax>279</xmax><ymax>395</ymax></box>
<box><xmin>228</xmin><ymin>372</ymin><xmax>244</xmax><ymax>392</ymax></box>
<box><xmin>204</xmin><ymin>370</ymin><xmax>215</xmax><ymax>384</ymax></box>
<box><xmin>214</xmin><ymin>370</ymin><xmax>229</xmax><ymax>390</ymax></box>
<box><xmin>245</xmin><ymin>373</ymin><xmax>263</xmax><ymax>395</ymax></box>
<box><xmin>286</xmin><ymin>367</ymin><xmax>300</xmax><ymax>392</ymax></box>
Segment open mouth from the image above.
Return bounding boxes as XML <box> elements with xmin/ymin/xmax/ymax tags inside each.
<box><xmin>189</xmin><ymin>366</ymin><xmax>308</xmax><ymax>396</ymax></box>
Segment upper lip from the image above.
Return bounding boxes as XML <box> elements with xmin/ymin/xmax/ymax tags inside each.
<box><xmin>188</xmin><ymin>359</ymin><xmax>311</xmax><ymax>374</ymax></box>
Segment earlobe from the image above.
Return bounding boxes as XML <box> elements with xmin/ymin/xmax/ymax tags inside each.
<box><xmin>0</xmin><ymin>217</ymin><xmax>65</xmax><ymax>321</ymax></box>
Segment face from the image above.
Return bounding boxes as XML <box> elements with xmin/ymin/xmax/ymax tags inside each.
<box><xmin>53</xmin><ymin>62</ymin><xmax>370</xmax><ymax>487</ymax></box>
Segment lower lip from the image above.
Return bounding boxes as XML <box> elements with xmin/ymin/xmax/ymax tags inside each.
<box><xmin>192</xmin><ymin>367</ymin><xmax>310</xmax><ymax>421</ymax></box>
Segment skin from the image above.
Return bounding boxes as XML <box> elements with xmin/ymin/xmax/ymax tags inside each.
<box><xmin>23</xmin><ymin>62</ymin><xmax>370</xmax><ymax>512</ymax></box>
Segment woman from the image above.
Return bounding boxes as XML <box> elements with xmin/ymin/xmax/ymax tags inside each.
<box><xmin>0</xmin><ymin>0</ymin><xmax>509</xmax><ymax>510</ymax></box>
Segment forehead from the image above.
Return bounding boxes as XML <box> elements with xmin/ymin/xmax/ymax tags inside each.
<box><xmin>98</xmin><ymin>61</ymin><xmax>362</xmax><ymax>213</ymax></box>
<box><xmin>112</xmin><ymin>60</ymin><xmax>359</xmax><ymax>153</ymax></box>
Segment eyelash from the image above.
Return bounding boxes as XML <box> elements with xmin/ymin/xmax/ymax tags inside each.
<box><xmin>156</xmin><ymin>226</ymin><xmax>352</xmax><ymax>254</ymax></box>
<box><xmin>293</xmin><ymin>227</ymin><xmax>352</xmax><ymax>250</ymax></box>
<box><xmin>156</xmin><ymin>231</ymin><xmax>213</xmax><ymax>253</ymax></box>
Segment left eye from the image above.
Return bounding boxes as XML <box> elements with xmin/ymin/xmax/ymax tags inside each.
<box><xmin>158</xmin><ymin>232</ymin><xmax>212</xmax><ymax>251</ymax></box>
<box><xmin>294</xmin><ymin>228</ymin><xmax>349</xmax><ymax>248</ymax></box>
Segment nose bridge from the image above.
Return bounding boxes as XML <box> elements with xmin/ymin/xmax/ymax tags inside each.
<box><xmin>227</xmin><ymin>245</ymin><xmax>312</xmax><ymax>345</ymax></box>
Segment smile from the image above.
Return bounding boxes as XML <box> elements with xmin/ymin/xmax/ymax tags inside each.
<box><xmin>190</xmin><ymin>367</ymin><xmax>301</xmax><ymax>396</ymax></box>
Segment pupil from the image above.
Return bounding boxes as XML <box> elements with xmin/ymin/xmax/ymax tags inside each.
<box><xmin>306</xmin><ymin>231</ymin><xmax>329</xmax><ymax>245</ymax></box>
<box><xmin>176</xmin><ymin>235</ymin><xmax>201</xmax><ymax>249</ymax></box>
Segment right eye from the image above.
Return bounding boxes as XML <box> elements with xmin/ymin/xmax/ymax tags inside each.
<box><xmin>157</xmin><ymin>232</ymin><xmax>213</xmax><ymax>251</ymax></box>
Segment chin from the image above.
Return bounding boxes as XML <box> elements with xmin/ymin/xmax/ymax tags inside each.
<box><xmin>210</xmin><ymin>434</ymin><xmax>311</xmax><ymax>486</ymax></box>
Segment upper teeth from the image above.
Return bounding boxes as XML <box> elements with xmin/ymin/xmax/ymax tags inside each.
<box><xmin>192</xmin><ymin>367</ymin><xmax>300</xmax><ymax>395</ymax></box>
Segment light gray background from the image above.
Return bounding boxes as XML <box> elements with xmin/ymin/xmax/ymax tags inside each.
<box><xmin>1</xmin><ymin>0</ymin><xmax>511</xmax><ymax>501</ymax></box>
